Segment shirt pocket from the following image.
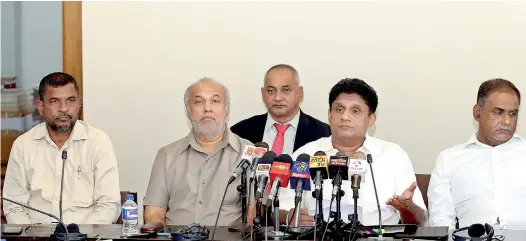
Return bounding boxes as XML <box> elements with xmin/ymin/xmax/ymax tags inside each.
<box><xmin>69</xmin><ymin>169</ymin><xmax>95</xmax><ymax>208</ymax></box>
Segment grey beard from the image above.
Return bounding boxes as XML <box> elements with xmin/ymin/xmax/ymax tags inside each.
<box><xmin>192</xmin><ymin>122</ymin><xmax>226</xmax><ymax>141</ymax></box>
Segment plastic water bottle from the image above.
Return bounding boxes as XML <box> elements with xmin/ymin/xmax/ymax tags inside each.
<box><xmin>122</xmin><ymin>194</ymin><xmax>139</xmax><ymax>236</ymax></box>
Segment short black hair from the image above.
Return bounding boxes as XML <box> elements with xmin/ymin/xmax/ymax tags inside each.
<box><xmin>39</xmin><ymin>72</ymin><xmax>79</xmax><ymax>100</ymax></box>
<box><xmin>477</xmin><ymin>78</ymin><xmax>521</xmax><ymax>106</ymax></box>
<box><xmin>329</xmin><ymin>78</ymin><xmax>378</xmax><ymax>114</ymax></box>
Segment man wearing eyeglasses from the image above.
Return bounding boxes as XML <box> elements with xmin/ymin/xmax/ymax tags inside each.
<box><xmin>231</xmin><ymin>64</ymin><xmax>330</xmax><ymax>156</ymax></box>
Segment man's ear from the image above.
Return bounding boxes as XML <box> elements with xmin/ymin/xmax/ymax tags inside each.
<box><xmin>37</xmin><ymin>99</ymin><xmax>44</xmax><ymax>117</ymax></box>
<box><xmin>473</xmin><ymin>104</ymin><xmax>481</xmax><ymax>121</ymax></box>
<box><xmin>368</xmin><ymin>112</ymin><xmax>377</xmax><ymax>127</ymax></box>
<box><xmin>298</xmin><ymin>86</ymin><xmax>304</xmax><ymax>103</ymax></box>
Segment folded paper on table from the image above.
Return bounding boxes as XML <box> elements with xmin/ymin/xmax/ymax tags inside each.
<box><xmin>307</xmin><ymin>198</ymin><xmax>363</xmax><ymax>223</ymax></box>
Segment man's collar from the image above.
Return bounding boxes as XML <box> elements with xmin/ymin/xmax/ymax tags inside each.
<box><xmin>464</xmin><ymin>132</ymin><xmax>523</xmax><ymax>148</ymax></box>
<box><xmin>319</xmin><ymin>133</ymin><xmax>383</xmax><ymax>156</ymax></box>
<box><xmin>185</xmin><ymin>128</ymin><xmax>242</xmax><ymax>154</ymax></box>
<box><xmin>32</xmin><ymin>120</ymin><xmax>89</xmax><ymax>141</ymax></box>
<box><xmin>265</xmin><ymin>109</ymin><xmax>301</xmax><ymax>131</ymax></box>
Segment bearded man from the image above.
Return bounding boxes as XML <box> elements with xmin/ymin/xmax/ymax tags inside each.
<box><xmin>3</xmin><ymin>72</ymin><xmax>121</xmax><ymax>224</ymax></box>
<box><xmin>144</xmin><ymin>77</ymin><xmax>253</xmax><ymax>226</ymax></box>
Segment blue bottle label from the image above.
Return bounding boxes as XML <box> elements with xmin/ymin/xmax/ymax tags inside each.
<box><xmin>122</xmin><ymin>208</ymin><xmax>138</xmax><ymax>220</ymax></box>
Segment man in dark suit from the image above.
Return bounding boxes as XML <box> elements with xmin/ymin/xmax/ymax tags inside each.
<box><xmin>231</xmin><ymin>64</ymin><xmax>330</xmax><ymax>155</ymax></box>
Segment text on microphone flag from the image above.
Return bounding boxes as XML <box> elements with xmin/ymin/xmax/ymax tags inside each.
<box><xmin>253</xmin><ymin>147</ymin><xmax>267</xmax><ymax>157</ymax></box>
<box><xmin>329</xmin><ymin>158</ymin><xmax>348</xmax><ymax>166</ymax></box>
<box><xmin>294</xmin><ymin>161</ymin><xmax>309</xmax><ymax>172</ymax></box>
<box><xmin>310</xmin><ymin>156</ymin><xmax>328</xmax><ymax>167</ymax></box>
<box><xmin>291</xmin><ymin>173</ymin><xmax>309</xmax><ymax>178</ymax></box>
<box><xmin>257</xmin><ymin>164</ymin><xmax>271</xmax><ymax>171</ymax></box>
<box><xmin>243</xmin><ymin>147</ymin><xmax>255</xmax><ymax>157</ymax></box>
<box><xmin>351</xmin><ymin>160</ymin><xmax>362</xmax><ymax>167</ymax></box>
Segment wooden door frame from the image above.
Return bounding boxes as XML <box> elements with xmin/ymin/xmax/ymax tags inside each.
<box><xmin>62</xmin><ymin>1</ymin><xmax>83</xmax><ymax>120</ymax></box>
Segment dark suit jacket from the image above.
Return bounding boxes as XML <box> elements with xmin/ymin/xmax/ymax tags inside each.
<box><xmin>230</xmin><ymin>110</ymin><xmax>331</xmax><ymax>152</ymax></box>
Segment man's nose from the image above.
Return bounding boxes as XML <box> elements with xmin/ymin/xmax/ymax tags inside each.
<box><xmin>203</xmin><ymin>101</ymin><xmax>212</xmax><ymax>112</ymax></box>
<box><xmin>501</xmin><ymin>113</ymin><xmax>512</xmax><ymax>125</ymax></box>
<box><xmin>59</xmin><ymin>101</ymin><xmax>69</xmax><ymax>112</ymax></box>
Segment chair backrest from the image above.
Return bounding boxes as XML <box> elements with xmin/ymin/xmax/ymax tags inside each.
<box><xmin>117</xmin><ymin>191</ymin><xmax>138</xmax><ymax>224</ymax></box>
<box><xmin>415</xmin><ymin>174</ymin><xmax>431</xmax><ymax>208</ymax></box>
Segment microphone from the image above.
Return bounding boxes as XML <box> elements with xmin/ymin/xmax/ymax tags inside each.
<box><xmin>255</xmin><ymin>152</ymin><xmax>275</xmax><ymax>199</ymax></box>
<box><xmin>254</xmin><ymin>141</ymin><xmax>269</xmax><ymax>150</ymax></box>
<box><xmin>266</xmin><ymin>154</ymin><xmax>293</xmax><ymax>206</ymax></box>
<box><xmin>228</xmin><ymin>159</ymin><xmax>251</xmax><ymax>185</ymax></box>
<box><xmin>289</xmin><ymin>154</ymin><xmax>311</xmax><ymax>205</ymax></box>
<box><xmin>328</xmin><ymin>152</ymin><xmax>349</xmax><ymax>196</ymax></box>
<box><xmin>367</xmin><ymin>154</ymin><xmax>383</xmax><ymax>239</ymax></box>
<box><xmin>288</xmin><ymin>154</ymin><xmax>311</xmax><ymax>230</ymax></box>
<box><xmin>59</xmin><ymin>150</ymin><xmax>67</xmax><ymax>222</ymax></box>
<box><xmin>249</xmin><ymin>144</ymin><xmax>270</xmax><ymax>183</ymax></box>
<box><xmin>1</xmin><ymin>196</ymin><xmax>76</xmax><ymax>241</ymax></box>
<box><xmin>349</xmin><ymin>151</ymin><xmax>367</xmax><ymax>189</ymax></box>
<box><xmin>309</xmin><ymin>151</ymin><xmax>329</xmax><ymax>199</ymax></box>
<box><xmin>328</xmin><ymin>152</ymin><xmax>349</xmax><ymax>180</ymax></box>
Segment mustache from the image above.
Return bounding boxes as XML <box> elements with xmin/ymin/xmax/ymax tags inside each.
<box><xmin>496</xmin><ymin>126</ymin><xmax>512</xmax><ymax>132</ymax></box>
<box><xmin>55</xmin><ymin>113</ymin><xmax>72</xmax><ymax>119</ymax></box>
<box><xmin>200</xmin><ymin>116</ymin><xmax>216</xmax><ymax>120</ymax></box>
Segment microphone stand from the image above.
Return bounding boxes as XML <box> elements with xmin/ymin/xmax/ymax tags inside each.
<box><xmin>1</xmin><ymin>197</ymin><xmax>72</xmax><ymax>241</ymax></box>
<box><xmin>288</xmin><ymin>182</ymin><xmax>309</xmax><ymax>235</ymax></box>
<box><xmin>266</xmin><ymin>188</ymin><xmax>291</xmax><ymax>240</ymax></box>
<box><xmin>59</xmin><ymin>150</ymin><xmax>67</xmax><ymax>222</ymax></box>
<box><xmin>345</xmin><ymin>174</ymin><xmax>366</xmax><ymax>241</ymax></box>
<box><xmin>230</xmin><ymin>168</ymin><xmax>249</xmax><ymax>233</ymax></box>
<box><xmin>328</xmin><ymin>171</ymin><xmax>346</xmax><ymax>240</ymax></box>
<box><xmin>309</xmin><ymin>171</ymin><xmax>325</xmax><ymax>240</ymax></box>
<box><xmin>313</xmin><ymin>171</ymin><xmax>325</xmax><ymax>224</ymax></box>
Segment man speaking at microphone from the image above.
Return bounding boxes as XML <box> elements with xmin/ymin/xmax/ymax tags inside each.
<box><xmin>278</xmin><ymin>78</ymin><xmax>427</xmax><ymax>226</ymax></box>
<box><xmin>3</xmin><ymin>72</ymin><xmax>121</xmax><ymax>224</ymax></box>
<box><xmin>144</xmin><ymin>78</ymin><xmax>253</xmax><ymax>226</ymax></box>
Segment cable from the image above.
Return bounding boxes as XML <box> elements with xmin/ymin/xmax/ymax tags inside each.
<box><xmin>320</xmin><ymin>196</ymin><xmax>334</xmax><ymax>241</ymax></box>
<box><xmin>246</xmin><ymin>178</ymin><xmax>253</xmax><ymax>241</ymax></box>
<box><xmin>265</xmin><ymin>206</ymin><xmax>269</xmax><ymax>241</ymax></box>
<box><xmin>211</xmin><ymin>182</ymin><xmax>231</xmax><ymax>241</ymax></box>
<box><xmin>284</xmin><ymin>204</ymin><xmax>298</xmax><ymax>235</ymax></box>
<box><xmin>347</xmin><ymin>217</ymin><xmax>356</xmax><ymax>241</ymax></box>
<box><xmin>314</xmin><ymin>200</ymin><xmax>318</xmax><ymax>241</ymax></box>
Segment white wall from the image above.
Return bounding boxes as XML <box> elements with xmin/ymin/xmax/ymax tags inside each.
<box><xmin>0</xmin><ymin>1</ymin><xmax>62</xmax><ymax>88</ymax></box>
<box><xmin>83</xmin><ymin>2</ymin><xmax>526</xmax><ymax>222</ymax></box>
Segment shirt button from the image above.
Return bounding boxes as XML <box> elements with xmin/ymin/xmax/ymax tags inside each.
<box><xmin>199</xmin><ymin>200</ymin><xmax>203</xmax><ymax>205</ymax></box>
<box><xmin>201</xmin><ymin>180</ymin><xmax>206</xmax><ymax>185</ymax></box>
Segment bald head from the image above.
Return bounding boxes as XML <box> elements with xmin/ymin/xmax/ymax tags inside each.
<box><xmin>264</xmin><ymin>64</ymin><xmax>300</xmax><ymax>86</ymax></box>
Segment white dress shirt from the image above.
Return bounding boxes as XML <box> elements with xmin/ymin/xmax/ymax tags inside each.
<box><xmin>2</xmin><ymin>121</ymin><xmax>121</xmax><ymax>224</ymax></box>
<box><xmin>278</xmin><ymin>135</ymin><xmax>426</xmax><ymax>226</ymax></box>
<box><xmin>428</xmin><ymin>134</ymin><xmax>526</xmax><ymax>230</ymax></box>
<box><xmin>262</xmin><ymin>110</ymin><xmax>301</xmax><ymax>155</ymax></box>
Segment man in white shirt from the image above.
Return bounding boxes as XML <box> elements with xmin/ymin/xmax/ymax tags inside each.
<box><xmin>231</xmin><ymin>64</ymin><xmax>330</xmax><ymax>156</ymax></box>
<box><xmin>428</xmin><ymin>78</ymin><xmax>524</xmax><ymax>230</ymax></box>
<box><xmin>2</xmin><ymin>72</ymin><xmax>121</xmax><ymax>224</ymax></box>
<box><xmin>278</xmin><ymin>78</ymin><xmax>427</xmax><ymax>226</ymax></box>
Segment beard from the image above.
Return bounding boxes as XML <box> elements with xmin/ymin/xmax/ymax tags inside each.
<box><xmin>45</xmin><ymin>113</ymin><xmax>77</xmax><ymax>133</ymax></box>
<box><xmin>191</xmin><ymin>118</ymin><xmax>226</xmax><ymax>141</ymax></box>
